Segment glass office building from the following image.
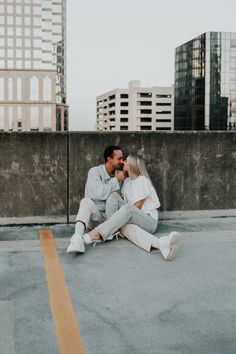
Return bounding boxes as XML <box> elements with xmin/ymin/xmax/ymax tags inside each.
<box><xmin>0</xmin><ymin>0</ymin><xmax>68</xmax><ymax>131</ymax></box>
<box><xmin>175</xmin><ymin>32</ymin><xmax>236</xmax><ymax>130</ymax></box>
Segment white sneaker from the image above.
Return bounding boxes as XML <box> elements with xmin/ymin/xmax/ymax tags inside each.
<box><xmin>67</xmin><ymin>234</ymin><xmax>85</xmax><ymax>254</ymax></box>
<box><xmin>160</xmin><ymin>231</ymin><xmax>182</xmax><ymax>261</ymax></box>
<box><xmin>70</xmin><ymin>232</ymin><xmax>84</xmax><ymax>242</ymax></box>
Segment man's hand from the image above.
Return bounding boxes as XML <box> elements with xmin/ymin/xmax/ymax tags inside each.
<box><xmin>116</xmin><ymin>171</ymin><xmax>126</xmax><ymax>182</ymax></box>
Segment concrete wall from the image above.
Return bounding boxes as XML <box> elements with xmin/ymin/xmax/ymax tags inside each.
<box><xmin>0</xmin><ymin>131</ymin><xmax>236</xmax><ymax>224</ymax></box>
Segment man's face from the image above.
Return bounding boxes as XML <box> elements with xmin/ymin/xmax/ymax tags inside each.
<box><xmin>109</xmin><ymin>150</ymin><xmax>123</xmax><ymax>169</ymax></box>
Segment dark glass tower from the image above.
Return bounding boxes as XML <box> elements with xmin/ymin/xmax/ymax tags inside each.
<box><xmin>175</xmin><ymin>32</ymin><xmax>236</xmax><ymax>130</ymax></box>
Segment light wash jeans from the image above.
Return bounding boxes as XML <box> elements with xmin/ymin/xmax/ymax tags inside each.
<box><xmin>97</xmin><ymin>192</ymin><xmax>158</xmax><ymax>241</ymax></box>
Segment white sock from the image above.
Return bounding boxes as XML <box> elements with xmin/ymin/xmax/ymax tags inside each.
<box><xmin>75</xmin><ymin>222</ymin><xmax>85</xmax><ymax>235</ymax></box>
<box><xmin>151</xmin><ymin>237</ymin><xmax>160</xmax><ymax>249</ymax></box>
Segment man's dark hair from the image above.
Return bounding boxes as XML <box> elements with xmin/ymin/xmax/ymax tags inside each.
<box><xmin>104</xmin><ymin>145</ymin><xmax>121</xmax><ymax>162</ymax></box>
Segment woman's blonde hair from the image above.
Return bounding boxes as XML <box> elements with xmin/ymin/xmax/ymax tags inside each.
<box><xmin>127</xmin><ymin>153</ymin><xmax>152</xmax><ymax>182</ymax></box>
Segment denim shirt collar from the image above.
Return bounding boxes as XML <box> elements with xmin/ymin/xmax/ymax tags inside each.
<box><xmin>101</xmin><ymin>164</ymin><xmax>112</xmax><ymax>181</ymax></box>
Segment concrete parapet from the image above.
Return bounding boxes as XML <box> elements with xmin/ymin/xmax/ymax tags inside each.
<box><xmin>0</xmin><ymin>131</ymin><xmax>235</xmax><ymax>224</ymax></box>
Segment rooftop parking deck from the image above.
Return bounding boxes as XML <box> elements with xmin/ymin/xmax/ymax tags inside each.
<box><xmin>1</xmin><ymin>217</ymin><xmax>236</xmax><ymax>354</ymax></box>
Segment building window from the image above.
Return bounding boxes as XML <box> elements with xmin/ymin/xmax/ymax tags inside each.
<box><xmin>7</xmin><ymin>38</ymin><xmax>13</xmax><ymax>46</ymax></box>
<box><xmin>7</xmin><ymin>49</ymin><xmax>14</xmax><ymax>58</ymax></box>
<box><xmin>156</xmin><ymin>94</ymin><xmax>172</xmax><ymax>98</ymax></box>
<box><xmin>120</xmin><ymin>94</ymin><xmax>128</xmax><ymax>98</ymax></box>
<box><xmin>109</xmin><ymin>102</ymin><xmax>115</xmax><ymax>108</ymax></box>
<box><xmin>156</xmin><ymin>127</ymin><xmax>171</xmax><ymax>130</ymax></box>
<box><xmin>43</xmin><ymin>106</ymin><xmax>52</xmax><ymax>130</ymax></box>
<box><xmin>120</xmin><ymin>126</ymin><xmax>128</xmax><ymax>130</ymax></box>
<box><xmin>109</xmin><ymin>94</ymin><xmax>115</xmax><ymax>100</ymax></box>
<box><xmin>30</xmin><ymin>76</ymin><xmax>39</xmax><ymax>101</ymax></box>
<box><xmin>0</xmin><ymin>106</ymin><xmax>4</xmax><ymax>130</ymax></box>
<box><xmin>8</xmin><ymin>107</ymin><xmax>13</xmax><ymax>131</ymax></box>
<box><xmin>17</xmin><ymin>78</ymin><xmax>22</xmax><ymax>101</ymax></box>
<box><xmin>138</xmin><ymin>101</ymin><xmax>152</xmax><ymax>106</ymax></box>
<box><xmin>120</xmin><ymin>110</ymin><xmax>128</xmax><ymax>114</ymax></box>
<box><xmin>156</xmin><ymin>111</ymin><xmax>171</xmax><ymax>114</ymax></box>
<box><xmin>0</xmin><ymin>78</ymin><xmax>4</xmax><ymax>101</ymax></box>
<box><xmin>140</xmin><ymin>109</ymin><xmax>152</xmax><ymax>114</ymax></box>
<box><xmin>156</xmin><ymin>103</ymin><xmax>171</xmax><ymax>106</ymax></box>
<box><xmin>140</xmin><ymin>117</ymin><xmax>152</xmax><ymax>122</ymax></box>
<box><xmin>30</xmin><ymin>107</ymin><xmax>39</xmax><ymax>131</ymax></box>
<box><xmin>43</xmin><ymin>76</ymin><xmax>52</xmax><ymax>101</ymax></box>
<box><xmin>140</xmin><ymin>126</ymin><xmax>152</xmax><ymax>130</ymax></box>
<box><xmin>120</xmin><ymin>118</ymin><xmax>128</xmax><ymax>122</ymax></box>
<box><xmin>120</xmin><ymin>102</ymin><xmax>128</xmax><ymax>106</ymax></box>
<box><xmin>8</xmin><ymin>78</ymin><xmax>13</xmax><ymax>101</ymax></box>
<box><xmin>138</xmin><ymin>92</ymin><xmax>152</xmax><ymax>98</ymax></box>
<box><xmin>156</xmin><ymin>119</ymin><xmax>171</xmax><ymax>123</ymax></box>
<box><xmin>17</xmin><ymin>105</ymin><xmax>22</xmax><ymax>131</ymax></box>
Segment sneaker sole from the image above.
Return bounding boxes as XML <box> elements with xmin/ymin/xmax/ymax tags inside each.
<box><xmin>67</xmin><ymin>242</ymin><xmax>85</xmax><ymax>254</ymax></box>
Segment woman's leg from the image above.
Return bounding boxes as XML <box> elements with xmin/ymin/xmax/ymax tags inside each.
<box><xmin>120</xmin><ymin>224</ymin><xmax>182</xmax><ymax>261</ymax></box>
<box><xmin>94</xmin><ymin>203</ymin><xmax>157</xmax><ymax>241</ymax></box>
<box><xmin>120</xmin><ymin>224</ymin><xmax>160</xmax><ymax>252</ymax></box>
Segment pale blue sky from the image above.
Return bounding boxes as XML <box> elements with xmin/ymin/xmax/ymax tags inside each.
<box><xmin>67</xmin><ymin>0</ymin><xmax>236</xmax><ymax>130</ymax></box>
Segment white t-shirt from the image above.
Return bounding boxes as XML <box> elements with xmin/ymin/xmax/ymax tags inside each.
<box><xmin>122</xmin><ymin>176</ymin><xmax>161</xmax><ymax>220</ymax></box>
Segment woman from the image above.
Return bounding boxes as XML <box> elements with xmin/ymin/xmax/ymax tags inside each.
<box><xmin>82</xmin><ymin>153</ymin><xmax>182</xmax><ymax>261</ymax></box>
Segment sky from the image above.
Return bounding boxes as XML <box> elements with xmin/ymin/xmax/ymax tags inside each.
<box><xmin>67</xmin><ymin>0</ymin><xmax>236</xmax><ymax>131</ymax></box>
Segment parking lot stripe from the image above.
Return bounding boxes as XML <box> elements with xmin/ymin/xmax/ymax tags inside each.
<box><xmin>39</xmin><ymin>229</ymin><xmax>86</xmax><ymax>354</ymax></box>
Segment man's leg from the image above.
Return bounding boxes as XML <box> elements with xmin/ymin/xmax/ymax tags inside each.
<box><xmin>67</xmin><ymin>198</ymin><xmax>102</xmax><ymax>253</ymax></box>
<box><xmin>75</xmin><ymin>197</ymin><xmax>102</xmax><ymax>232</ymax></box>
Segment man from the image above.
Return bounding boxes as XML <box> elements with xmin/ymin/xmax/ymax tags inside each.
<box><xmin>67</xmin><ymin>145</ymin><xmax>125</xmax><ymax>253</ymax></box>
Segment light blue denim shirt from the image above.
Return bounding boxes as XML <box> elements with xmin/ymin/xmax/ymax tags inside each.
<box><xmin>84</xmin><ymin>164</ymin><xmax>120</xmax><ymax>212</ymax></box>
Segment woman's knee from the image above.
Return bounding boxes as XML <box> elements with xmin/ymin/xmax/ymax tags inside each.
<box><xmin>119</xmin><ymin>203</ymin><xmax>132</xmax><ymax>218</ymax></box>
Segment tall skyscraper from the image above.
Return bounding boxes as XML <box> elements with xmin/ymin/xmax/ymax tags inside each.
<box><xmin>0</xmin><ymin>0</ymin><xmax>68</xmax><ymax>131</ymax></box>
<box><xmin>175</xmin><ymin>32</ymin><xmax>236</xmax><ymax>130</ymax></box>
<box><xmin>96</xmin><ymin>81</ymin><xmax>174</xmax><ymax>131</ymax></box>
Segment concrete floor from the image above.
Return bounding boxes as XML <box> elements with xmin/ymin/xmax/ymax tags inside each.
<box><xmin>0</xmin><ymin>217</ymin><xmax>236</xmax><ymax>354</ymax></box>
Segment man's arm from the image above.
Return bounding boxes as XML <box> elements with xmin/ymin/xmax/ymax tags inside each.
<box><xmin>85</xmin><ymin>167</ymin><xmax>124</xmax><ymax>201</ymax></box>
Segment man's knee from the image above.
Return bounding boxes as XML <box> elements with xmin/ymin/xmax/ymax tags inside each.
<box><xmin>77</xmin><ymin>197</ymin><xmax>95</xmax><ymax>215</ymax></box>
<box><xmin>80</xmin><ymin>197</ymin><xmax>94</xmax><ymax>207</ymax></box>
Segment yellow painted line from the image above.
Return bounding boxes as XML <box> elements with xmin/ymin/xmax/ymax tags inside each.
<box><xmin>39</xmin><ymin>229</ymin><xmax>86</xmax><ymax>354</ymax></box>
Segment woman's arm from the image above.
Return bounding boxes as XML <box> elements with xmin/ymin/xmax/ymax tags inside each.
<box><xmin>134</xmin><ymin>198</ymin><xmax>146</xmax><ymax>209</ymax></box>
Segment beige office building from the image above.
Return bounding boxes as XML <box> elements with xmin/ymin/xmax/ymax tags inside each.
<box><xmin>0</xmin><ymin>0</ymin><xmax>68</xmax><ymax>132</ymax></box>
<box><xmin>96</xmin><ymin>81</ymin><xmax>174</xmax><ymax>131</ymax></box>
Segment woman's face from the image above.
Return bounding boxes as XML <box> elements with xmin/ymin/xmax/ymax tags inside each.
<box><xmin>123</xmin><ymin>159</ymin><xmax>130</xmax><ymax>173</ymax></box>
